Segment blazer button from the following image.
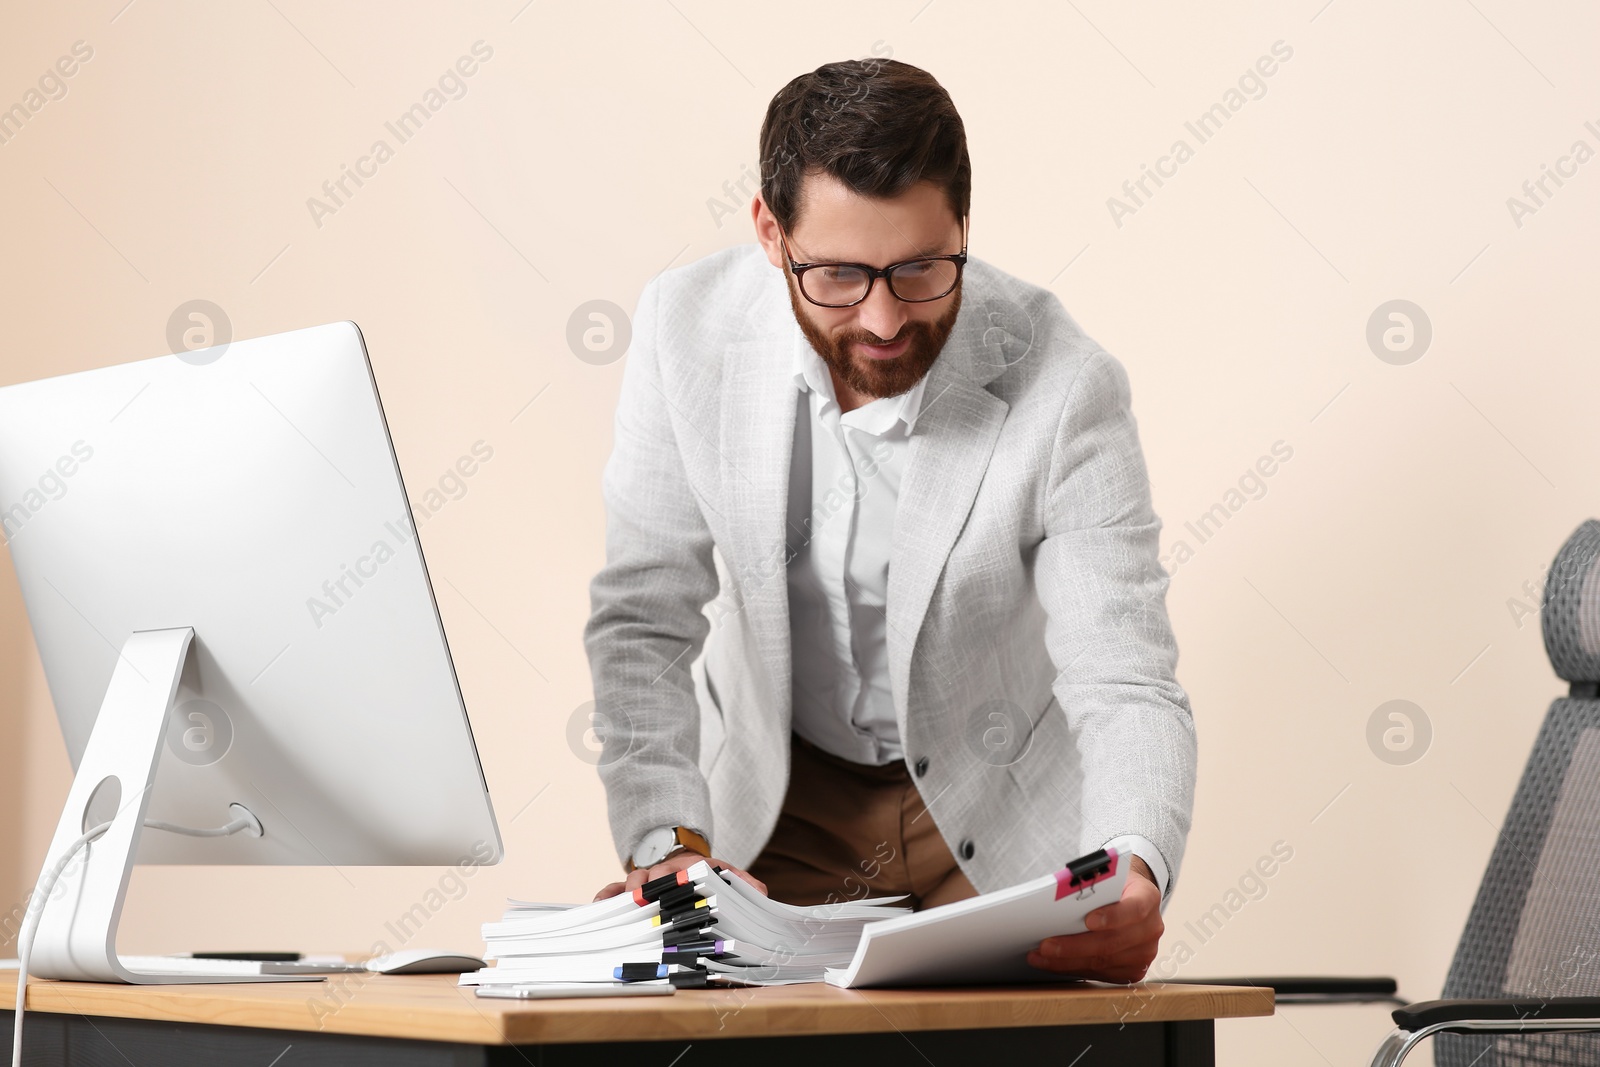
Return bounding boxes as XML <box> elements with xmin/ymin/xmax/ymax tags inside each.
<box><xmin>959</xmin><ymin>839</ymin><xmax>975</xmax><ymax>860</ymax></box>
<box><xmin>914</xmin><ymin>756</ymin><xmax>929</xmax><ymax>777</ymax></box>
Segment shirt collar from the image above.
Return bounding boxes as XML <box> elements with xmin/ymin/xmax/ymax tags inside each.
<box><xmin>790</xmin><ymin>321</ymin><xmax>930</xmax><ymax>435</ymax></box>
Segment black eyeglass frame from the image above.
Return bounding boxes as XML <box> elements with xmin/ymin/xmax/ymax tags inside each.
<box><xmin>779</xmin><ymin>218</ymin><xmax>968</xmax><ymax>309</ymax></box>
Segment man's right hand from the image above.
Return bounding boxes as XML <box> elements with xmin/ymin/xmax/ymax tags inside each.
<box><xmin>592</xmin><ymin>850</ymin><xmax>767</xmax><ymax>902</ymax></box>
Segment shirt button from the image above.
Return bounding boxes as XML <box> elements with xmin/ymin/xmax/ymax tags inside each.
<box><xmin>959</xmin><ymin>839</ymin><xmax>976</xmax><ymax>860</ymax></box>
<box><xmin>914</xmin><ymin>756</ymin><xmax>929</xmax><ymax>777</ymax></box>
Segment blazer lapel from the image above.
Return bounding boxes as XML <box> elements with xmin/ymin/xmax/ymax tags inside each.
<box><xmin>885</xmin><ymin>302</ymin><xmax>1012</xmax><ymax>728</ymax></box>
<box><xmin>718</xmin><ymin>288</ymin><xmax>800</xmax><ymax>731</ymax></box>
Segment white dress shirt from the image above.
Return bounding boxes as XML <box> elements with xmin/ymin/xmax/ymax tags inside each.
<box><xmin>785</xmin><ymin>327</ymin><xmax>927</xmax><ymax>766</ymax></box>
<box><xmin>782</xmin><ymin>326</ymin><xmax>1171</xmax><ymax>900</ymax></box>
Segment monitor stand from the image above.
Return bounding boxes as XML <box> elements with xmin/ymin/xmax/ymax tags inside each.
<box><xmin>26</xmin><ymin>626</ymin><xmax>315</xmax><ymax>983</ymax></box>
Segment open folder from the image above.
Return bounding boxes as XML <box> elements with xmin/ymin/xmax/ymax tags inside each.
<box><xmin>824</xmin><ymin>847</ymin><xmax>1128</xmax><ymax>988</ymax></box>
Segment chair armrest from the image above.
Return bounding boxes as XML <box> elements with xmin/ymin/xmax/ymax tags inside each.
<box><xmin>1394</xmin><ymin>996</ymin><xmax>1600</xmax><ymax>1031</ymax></box>
<box><xmin>1372</xmin><ymin>998</ymin><xmax>1600</xmax><ymax>1067</ymax></box>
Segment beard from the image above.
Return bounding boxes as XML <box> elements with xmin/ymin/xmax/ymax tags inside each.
<box><xmin>787</xmin><ymin>279</ymin><xmax>962</xmax><ymax>400</ymax></box>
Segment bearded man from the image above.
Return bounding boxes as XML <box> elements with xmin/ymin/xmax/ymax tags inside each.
<box><xmin>586</xmin><ymin>58</ymin><xmax>1196</xmax><ymax>983</ymax></box>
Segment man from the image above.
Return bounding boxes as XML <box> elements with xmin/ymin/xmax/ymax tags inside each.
<box><xmin>586</xmin><ymin>58</ymin><xmax>1195</xmax><ymax>983</ymax></box>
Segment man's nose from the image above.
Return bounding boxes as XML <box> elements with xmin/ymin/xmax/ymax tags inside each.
<box><xmin>856</xmin><ymin>281</ymin><xmax>909</xmax><ymax>341</ymax></box>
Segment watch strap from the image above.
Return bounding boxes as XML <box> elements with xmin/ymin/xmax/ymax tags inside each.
<box><xmin>626</xmin><ymin>825</ymin><xmax>711</xmax><ymax>873</ymax></box>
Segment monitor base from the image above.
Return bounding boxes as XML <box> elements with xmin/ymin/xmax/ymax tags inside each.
<box><xmin>25</xmin><ymin>627</ymin><xmax>310</xmax><ymax>984</ymax></box>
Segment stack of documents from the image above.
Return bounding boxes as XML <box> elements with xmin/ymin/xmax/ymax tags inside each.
<box><xmin>463</xmin><ymin>848</ymin><xmax>1128</xmax><ymax>991</ymax></box>
<box><xmin>460</xmin><ymin>859</ymin><xmax>912</xmax><ymax>989</ymax></box>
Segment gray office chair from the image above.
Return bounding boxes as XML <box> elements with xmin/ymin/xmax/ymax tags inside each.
<box><xmin>1179</xmin><ymin>520</ymin><xmax>1600</xmax><ymax>1065</ymax></box>
<box><xmin>1384</xmin><ymin>517</ymin><xmax>1600</xmax><ymax>1066</ymax></box>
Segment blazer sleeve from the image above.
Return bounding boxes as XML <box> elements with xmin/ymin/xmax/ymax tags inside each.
<box><xmin>1034</xmin><ymin>346</ymin><xmax>1197</xmax><ymax>899</ymax></box>
<box><xmin>583</xmin><ymin>273</ymin><xmax>721</xmax><ymax>869</ymax></box>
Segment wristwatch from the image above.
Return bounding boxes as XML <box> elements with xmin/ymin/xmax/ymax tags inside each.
<box><xmin>627</xmin><ymin>825</ymin><xmax>711</xmax><ymax>873</ymax></box>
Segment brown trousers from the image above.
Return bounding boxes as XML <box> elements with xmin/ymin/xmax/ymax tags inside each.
<box><xmin>747</xmin><ymin>732</ymin><xmax>978</xmax><ymax>910</ymax></box>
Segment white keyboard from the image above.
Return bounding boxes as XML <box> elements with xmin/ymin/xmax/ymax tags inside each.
<box><xmin>121</xmin><ymin>955</ymin><xmax>264</xmax><ymax>976</ymax></box>
<box><xmin>119</xmin><ymin>955</ymin><xmax>364</xmax><ymax>976</ymax></box>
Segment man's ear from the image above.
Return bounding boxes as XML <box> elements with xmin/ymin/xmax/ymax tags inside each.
<box><xmin>751</xmin><ymin>194</ymin><xmax>785</xmax><ymax>270</ymax></box>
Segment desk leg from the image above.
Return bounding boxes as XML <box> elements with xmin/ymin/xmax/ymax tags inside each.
<box><xmin>1167</xmin><ymin>1019</ymin><xmax>1216</xmax><ymax>1066</ymax></box>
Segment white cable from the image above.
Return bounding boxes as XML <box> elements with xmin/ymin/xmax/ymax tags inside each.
<box><xmin>13</xmin><ymin>821</ymin><xmax>111</xmax><ymax>1067</ymax></box>
<box><xmin>11</xmin><ymin>808</ymin><xmax>259</xmax><ymax>1063</ymax></box>
<box><xmin>141</xmin><ymin>811</ymin><xmax>258</xmax><ymax>838</ymax></box>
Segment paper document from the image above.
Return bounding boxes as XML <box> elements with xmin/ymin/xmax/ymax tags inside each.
<box><xmin>824</xmin><ymin>848</ymin><xmax>1127</xmax><ymax>988</ymax></box>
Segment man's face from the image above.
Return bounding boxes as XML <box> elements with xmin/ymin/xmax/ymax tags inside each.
<box><xmin>758</xmin><ymin>174</ymin><xmax>963</xmax><ymax>400</ymax></box>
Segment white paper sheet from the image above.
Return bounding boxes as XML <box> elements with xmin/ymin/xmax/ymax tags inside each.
<box><xmin>824</xmin><ymin>855</ymin><xmax>1129</xmax><ymax>988</ymax></box>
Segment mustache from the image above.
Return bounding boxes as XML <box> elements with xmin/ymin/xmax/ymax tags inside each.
<box><xmin>836</xmin><ymin>322</ymin><xmax>928</xmax><ymax>346</ymax></box>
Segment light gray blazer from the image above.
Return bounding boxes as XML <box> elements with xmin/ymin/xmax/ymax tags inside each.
<box><xmin>585</xmin><ymin>243</ymin><xmax>1197</xmax><ymax>894</ymax></box>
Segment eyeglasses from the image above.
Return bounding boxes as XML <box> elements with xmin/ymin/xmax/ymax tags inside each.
<box><xmin>779</xmin><ymin>220</ymin><xmax>967</xmax><ymax>308</ymax></box>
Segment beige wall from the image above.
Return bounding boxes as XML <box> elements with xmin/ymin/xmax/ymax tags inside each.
<box><xmin>3</xmin><ymin>2</ymin><xmax>1597</xmax><ymax>1062</ymax></box>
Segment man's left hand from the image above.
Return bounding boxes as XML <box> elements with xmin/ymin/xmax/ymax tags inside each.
<box><xmin>1027</xmin><ymin>855</ymin><xmax>1161</xmax><ymax>983</ymax></box>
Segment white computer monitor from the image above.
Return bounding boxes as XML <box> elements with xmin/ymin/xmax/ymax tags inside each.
<box><xmin>0</xmin><ymin>321</ymin><xmax>502</xmax><ymax>982</ymax></box>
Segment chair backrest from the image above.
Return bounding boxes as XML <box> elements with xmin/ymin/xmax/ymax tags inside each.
<box><xmin>1437</xmin><ymin>519</ymin><xmax>1600</xmax><ymax>1067</ymax></box>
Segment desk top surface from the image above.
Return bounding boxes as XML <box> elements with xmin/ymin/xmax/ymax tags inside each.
<box><xmin>1</xmin><ymin>972</ymin><xmax>1273</xmax><ymax>1046</ymax></box>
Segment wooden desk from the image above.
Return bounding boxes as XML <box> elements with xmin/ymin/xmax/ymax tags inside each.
<box><xmin>1</xmin><ymin>972</ymin><xmax>1272</xmax><ymax>1065</ymax></box>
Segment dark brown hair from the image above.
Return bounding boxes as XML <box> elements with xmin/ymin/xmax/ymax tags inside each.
<box><xmin>758</xmin><ymin>58</ymin><xmax>970</xmax><ymax>233</ymax></box>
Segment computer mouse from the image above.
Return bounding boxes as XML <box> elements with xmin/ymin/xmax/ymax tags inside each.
<box><xmin>365</xmin><ymin>948</ymin><xmax>486</xmax><ymax>975</ymax></box>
